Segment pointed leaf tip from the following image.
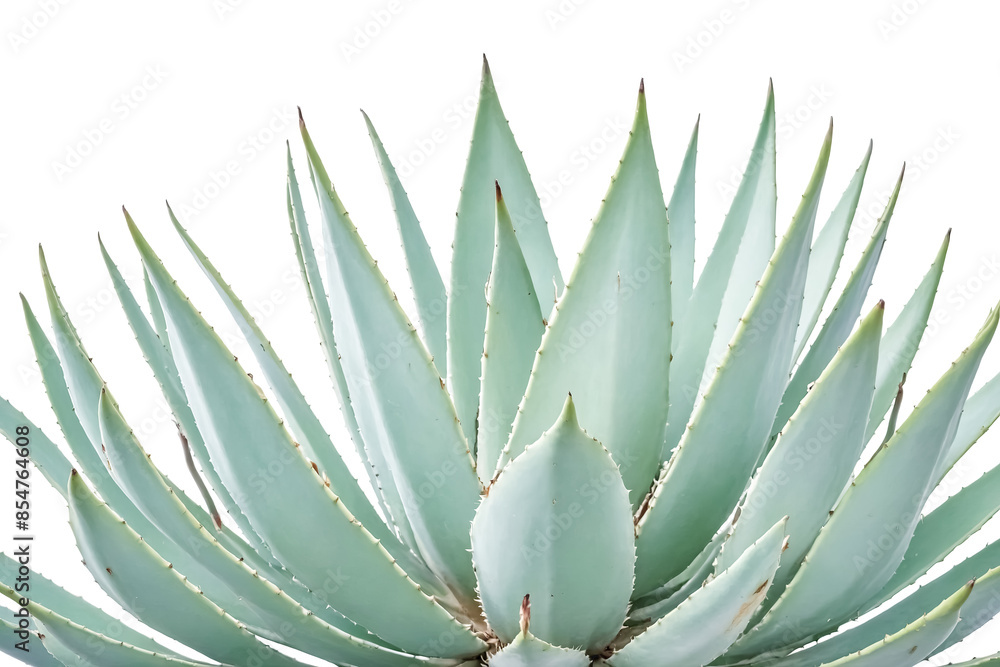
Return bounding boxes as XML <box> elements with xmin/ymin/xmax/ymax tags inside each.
<box><xmin>878</xmin><ymin>299</ymin><xmax>885</xmax><ymax>309</ymax></box>
<box><xmin>495</xmin><ymin>180</ymin><xmax>502</xmax><ymax>201</ymax></box>
<box><xmin>639</xmin><ymin>78</ymin><xmax>645</xmax><ymax>94</ymax></box>
<box><xmin>297</xmin><ymin>106</ymin><xmax>304</xmax><ymax>124</ymax></box>
<box><xmin>520</xmin><ymin>594</ymin><xmax>531</xmax><ymax>635</ymax></box>
<box><xmin>558</xmin><ymin>393</ymin><xmax>578</xmax><ymax>428</ymax></box>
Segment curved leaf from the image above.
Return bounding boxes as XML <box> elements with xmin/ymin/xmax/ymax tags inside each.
<box><xmin>477</xmin><ymin>185</ymin><xmax>545</xmax><ymax>482</ymax></box>
<box><xmin>793</xmin><ymin>143</ymin><xmax>872</xmax><ymax>360</ymax></box>
<box><xmin>761</xmin><ymin>542</ymin><xmax>1000</xmax><ymax>667</ymax></box>
<box><xmin>769</xmin><ymin>170</ymin><xmax>898</xmax><ymax>448</ymax></box>
<box><xmin>732</xmin><ymin>306</ymin><xmax>999</xmax><ymax>657</ymax></box>
<box><xmin>132</xmin><ymin>214</ymin><xmax>485</xmax><ymax>657</ymax></box>
<box><xmin>664</xmin><ymin>83</ymin><xmax>776</xmax><ymax>463</ymax></box>
<box><xmin>633</xmin><ymin>123</ymin><xmax>831</xmax><ymax>596</ymax></box>
<box><xmin>67</xmin><ymin>471</ymin><xmax>310</xmax><ymax>667</ymax></box>
<box><xmin>819</xmin><ymin>582</ymin><xmax>971</xmax><ymax>667</ymax></box>
<box><xmin>866</xmin><ymin>457</ymin><xmax>1000</xmax><ymax>612</ymax></box>
<box><xmin>364</xmin><ymin>111</ymin><xmax>448</xmax><ymax>375</ymax></box>
<box><xmin>500</xmin><ymin>82</ymin><xmax>670</xmax><ymax>508</ymax></box>
<box><xmin>668</xmin><ymin>117</ymin><xmax>699</xmax><ymax>325</ymax></box>
<box><xmin>864</xmin><ymin>231</ymin><xmax>950</xmax><ymax>443</ymax></box>
<box><xmin>937</xmin><ymin>370</ymin><xmax>1000</xmax><ymax>479</ymax></box>
<box><xmin>609</xmin><ymin>519</ymin><xmax>788</xmax><ymax>667</ymax></box>
<box><xmin>167</xmin><ymin>205</ymin><xmax>436</xmax><ymax>588</ymax></box>
<box><xmin>300</xmin><ymin>117</ymin><xmax>483</xmax><ymax>605</ymax></box>
<box><xmin>448</xmin><ymin>56</ymin><xmax>563</xmax><ymax>448</ymax></box>
<box><xmin>718</xmin><ymin>303</ymin><xmax>883</xmax><ymax>605</ymax></box>
<box><xmin>0</xmin><ymin>553</ymin><xmax>179</xmax><ymax>657</ymax></box>
<box><xmin>0</xmin><ymin>616</ymin><xmax>64</xmax><ymax>667</ymax></box>
<box><xmin>473</xmin><ymin>396</ymin><xmax>634</xmax><ymax>652</ymax></box>
<box><xmin>286</xmin><ymin>148</ymin><xmax>396</xmax><ymax>544</ymax></box>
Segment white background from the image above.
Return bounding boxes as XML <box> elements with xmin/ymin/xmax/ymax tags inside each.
<box><xmin>1</xmin><ymin>0</ymin><xmax>999</xmax><ymax>664</ymax></box>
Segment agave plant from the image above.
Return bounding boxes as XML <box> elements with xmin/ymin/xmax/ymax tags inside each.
<box><xmin>4</xmin><ymin>57</ymin><xmax>1000</xmax><ymax>667</ymax></box>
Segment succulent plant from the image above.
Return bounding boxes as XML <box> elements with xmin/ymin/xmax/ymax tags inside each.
<box><xmin>4</xmin><ymin>57</ymin><xmax>1000</xmax><ymax>667</ymax></box>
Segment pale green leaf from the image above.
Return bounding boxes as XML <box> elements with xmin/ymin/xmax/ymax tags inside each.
<box><xmin>663</xmin><ymin>84</ymin><xmax>776</xmax><ymax>463</ymax></box>
<box><xmin>668</xmin><ymin>117</ymin><xmax>699</xmax><ymax>325</ymax></box>
<box><xmin>633</xmin><ymin>123</ymin><xmax>830</xmax><ymax>596</ymax></box>
<box><xmin>769</xmin><ymin>170</ymin><xmax>899</xmax><ymax>448</ymax></box>
<box><xmin>448</xmin><ymin>56</ymin><xmax>563</xmax><ymax>447</ymax></box>
<box><xmin>364</xmin><ymin>111</ymin><xmax>448</xmax><ymax>376</ymax></box>
<box><xmin>793</xmin><ymin>143</ymin><xmax>873</xmax><ymax>360</ymax></box>
<box><xmin>132</xmin><ymin>214</ymin><xmax>483</xmax><ymax>657</ymax></box>
<box><xmin>818</xmin><ymin>582</ymin><xmax>971</xmax><ymax>667</ymax></box>
<box><xmin>937</xmin><ymin>370</ymin><xmax>1000</xmax><ymax>479</ymax></box>
<box><xmin>477</xmin><ymin>185</ymin><xmax>545</xmax><ymax>483</ymax></box>
<box><xmin>499</xmin><ymin>82</ymin><xmax>670</xmax><ymax>508</ymax></box>
<box><xmin>731</xmin><ymin>306</ymin><xmax>999</xmax><ymax>657</ymax></box>
<box><xmin>717</xmin><ymin>302</ymin><xmax>883</xmax><ymax>609</ymax></box>
<box><xmin>864</xmin><ymin>231</ymin><xmax>950</xmax><ymax>443</ymax></box>
<box><xmin>300</xmin><ymin>117</ymin><xmax>483</xmax><ymax>606</ymax></box>
<box><xmin>473</xmin><ymin>397</ymin><xmax>634</xmax><ymax>652</ymax></box>
<box><xmin>66</xmin><ymin>471</ymin><xmax>311</xmax><ymax>667</ymax></box>
<box><xmin>609</xmin><ymin>519</ymin><xmax>788</xmax><ymax>667</ymax></box>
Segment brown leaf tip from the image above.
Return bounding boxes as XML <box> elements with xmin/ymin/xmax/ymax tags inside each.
<box><xmin>297</xmin><ymin>106</ymin><xmax>305</xmax><ymax>125</ymax></box>
<box><xmin>639</xmin><ymin>78</ymin><xmax>645</xmax><ymax>94</ymax></box>
<box><xmin>495</xmin><ymin>180</ymin><xmax>502</xmax><ymax>202</ymax></box>
<box><xmin>877</xmin><ymin>299</ymin><xmax>885</xmax><ymax>310</ymax></box>
<box><xmin>520</xmin><ymin>594</ymin><xmax>531</xmax><ymax>635</ymax></box>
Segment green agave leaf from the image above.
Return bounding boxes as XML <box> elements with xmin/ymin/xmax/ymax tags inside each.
<box><xmin>490</xmin><ymin>598</ymin><xmax>591</xmax><ymax>667</ymax></box>
<box><xmin>864</xmin><ymin>456</ymin><xmax>1000</xmax><ymax>612</ymax></box>
<box><xmin>477</xmin><ymin>185</ymin><xmax>545</xmax><ymax>483</ymax></box>
<box><xmin>499</xmin><ymin>81</ymin><xmax>670</xmax><ymax>508</ymax></box>
<box><xmin>760</xmin><ymin>541</ymin><xmax>1000</xmax><ymax>667</ymax></box>
<box><xmin>143</xmin><ymin>266</ymin><xmax>170</xmax><ymax>354</ymax></box>
<box><xmin>38</xmin><ymin>247</ymin><xmax>112</xmax><ymax>465</ymax></box>
<box><xmin>937</xmin><ymin>370</ymin><xmax>1000</xmax><ymax>479</ymax></box>
<box><xmin>668</xmin><ymin>117</ymin><xmax>699</xmax><ymax>325</ymax></box>
<box><xmin>132</xmin><ymin>214</ymin><xmax>483</xmax><ymax>657</ymax></box>
<box><xmin>629</xmin><ymin>529</ymin><xmax>727</xmax><ymax>623</ymax></box>
<box><xmin>66</xmin><ymin>470</ymin><xmax>310</xmax><ymax>667</ymax></box>
<box><xmin>286</xmin><ymin>148</ymin><xmax>396</xmax><ymax>543</ymax></box>
<box><xmin>663</xmin><ymin>83</ymin><xmax>776</xmax><ymax>463</ymax></box>
<box><xmin>718</xmin><ymin>303</ymin><xmax>883</xmax><ymax>605</ymax></box>
<box><xmin>20</xmin><ymin>296</ymin><xmax>267</xmax><ymax>627</ymax></box>
<box><xmin>0</xmin><ymin>553</ymin><xmax>179</xmax><ymax>657</ymax></box>
<box><xmin>99</xmin><ymin>237</ymin><xmax>274</xmax><ymax>566</ymax></box>
<box><xmin>929</xmin><ymin>565</ymin><xmax>1000</xmax><ymax>659</ymax></box>
<box><xmin>792</xmin><ymin>143</ymin><xmax>872</xmax><ymax>361</ymax></box>
<box><xmin>0</xmin><ymin>617</ymin><xmax>64</xmax><ymax>667</ymax></box>
<box><xmin>769</xmin><ymin>170</ymin><xmax>899</xmax><ymax>449</ymax></box>
<box><xmin>448</xmin><ymin>56</ymin><xmax>563</xmax><ymax>448</ymax></box>
<box><xmin>732</xmin><ymin>306</ymin><xmax>999</xmax><ymax>657</ymax></box>
<box><xmin>864</xmin><ymin>231</ymin><xmax>950</xmax><ymax>443</ymax></box>
<box><xmin>472</xmin><ymin>396</ymin><xmax>634</xmax><ymax>652</ymax></box>
<box><xmin>300</xmin><ymin>117</ymin><xmax>483</xmax><ymax>605</ymax></box>
<box><xmin>634</xmin><ymin>123</ymin><xmax>830</xmax><ymax>596</ymax></box>
<box><xmin>945</xmin><ymin>656</ymin><xmax>1000</xmax><ymax>667</ymax></box>
<box><xmin>364</xmin><ymin>111</ymin><xmax>449</xmax><ymax>376</ymax></box>
<box><xmin>0</xmin><ymin>395</ymin><xmax>73</xmax><ymax>496</ymax></box>
<box><xmin>609</xmin><ymin>519</ymin><xmax>788</xmax><ymax>667</ymax></box>
<box><xmin>97</xmin><ymin>389</ymin><xmax>460</xmax><ymax>663</ymax></box>
<box><xmin>818</xmin><ymin>582</ymin><xmax>971</xmax><ymax>667</ymax></box>
<box><xmin>167</xmin><ymin>205</ymin><xmax>437</xmax><ymax>587</ymax></box>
